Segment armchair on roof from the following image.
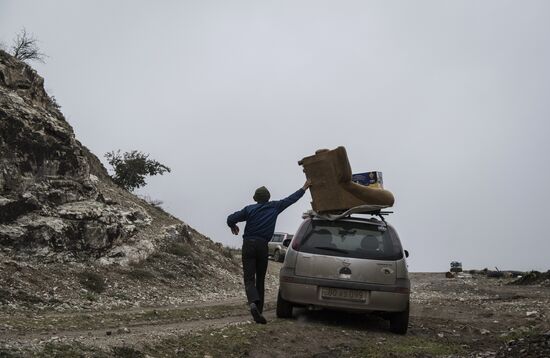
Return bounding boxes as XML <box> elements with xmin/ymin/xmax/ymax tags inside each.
<box><xmin>298</xmin><ymin>146</ymin><xmax>395</xmax><ymax>213</ymax></box>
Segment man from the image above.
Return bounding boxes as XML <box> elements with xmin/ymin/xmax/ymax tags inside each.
<box><xmin>227</xmin><ymin>180</ymin><xmax>311</xmax><ymax>324</ymax></box>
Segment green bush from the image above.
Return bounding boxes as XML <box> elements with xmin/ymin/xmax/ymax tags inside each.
<box><xmin>167</xmin><ymin>242</ymin><xmax>192</xmax><ymax>257</ymax></box>
<box><xmin>0</xmin><ymin>288</ymin><xmax>11</xmax><ymax>304</ymax></box>
<box><xmin>78</xmin><ymin>271</ymin><xmax>106</xmax><ymax>294</ymax></box>
<box><xmin>222</xmin><ymin>247</ymin><xmax>233</xmax><ymax>259</ymax></box>
<box><xmin>14</xmin><ymin>290</ymin><xmax>43</xmax><ymax>304</ymax></box>
<box><xmin>82</xmin><ymin>292</ymin><xmax>98</xmax><ymax>302</ymax></box>
<box><xmin>161</xmin><ymin>270</ymin><xmax>177</xmax><ymax>280</ymax></box>
<box><xmin>127</xmin><ymin>268</ymin><xmax>155</xmax><ymax>280</ymax></box>
<box><xmin>105</xmin><ymin>150</ymin><xmax>170</xmax><ymax>192</ymax></box>
<box><xmin>0</xmin><ymin>348</ymin><xmax>17</xmax><ymax>358</ymax></box>
<box><xmin>112</xmin><ymin>346</ymin><xmax>145</xmax><ymax>358</ymax></box>
<box><xmin>111</xmin><ymin>292</ymin><xmax>130</xmax><ymax>301</ymax></box>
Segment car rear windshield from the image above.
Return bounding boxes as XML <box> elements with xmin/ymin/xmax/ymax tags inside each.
<box><xmin>299</xmin><ymin>220</ymin><xmax>403</xmax><ymax>260</ymax></box>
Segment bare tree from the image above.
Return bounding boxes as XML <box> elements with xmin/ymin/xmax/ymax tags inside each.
<box><xmin>10</xmin><ymin>28</ymin><xmax>46</xmax><ymax>63</ymax></box>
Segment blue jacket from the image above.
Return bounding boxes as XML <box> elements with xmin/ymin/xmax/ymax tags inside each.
<box><xmin>227</xmin><ymin>188</ymin><xmax>305</xmax><ymax>241</ymax></box>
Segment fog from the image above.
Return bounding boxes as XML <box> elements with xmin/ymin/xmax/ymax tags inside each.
<box><xmin>1</xmin><ymin>0</ymin><xmax>549</xmax><ymax>271</ymax></box>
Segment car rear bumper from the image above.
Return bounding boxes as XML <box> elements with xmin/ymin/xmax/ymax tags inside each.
<box><xmin>279</xmin><ymin>270</ymin><xmax>409</xmax><ymax>313</ymax></box>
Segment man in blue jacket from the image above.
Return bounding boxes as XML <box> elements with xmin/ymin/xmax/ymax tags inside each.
<box><xmin>227</xmin><ymin>180</ymin><xmax>311</xmax><ymax>324</ymax></box>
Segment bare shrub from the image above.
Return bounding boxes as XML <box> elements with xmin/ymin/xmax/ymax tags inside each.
<box><xmin>10</xmin><ymin>28</ymin><xmax>46</xmax><ymax>63</ymax></box>
<box><xmin>138</xmin><ymin>194</ymin><xmax>164</xmax><ymax>208</ymax></box>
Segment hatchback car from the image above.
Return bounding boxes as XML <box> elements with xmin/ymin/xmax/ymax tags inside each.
<box><xmin>277</xmin><ymin>214</ymin><xmax>410</xmax><ymax>334</ymax></box>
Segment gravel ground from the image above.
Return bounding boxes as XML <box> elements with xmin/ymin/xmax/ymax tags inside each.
<box><xmin>1</xmin><ymin>269</ymin><xmax>549</xmax><ymax>357</ymax></box>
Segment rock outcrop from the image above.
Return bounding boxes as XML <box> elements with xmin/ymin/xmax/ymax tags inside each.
<box><xmin>0</xmin><ymin>50</ymin><xmax>195</xmax><ymax>264</ymax></box>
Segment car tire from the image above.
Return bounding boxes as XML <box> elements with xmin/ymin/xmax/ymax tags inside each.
<box><xmin>389</xmin><ymin>302</ymin><xmax>409</xmax><ymax>335</ymax></box>
<box><xmin>274</xmin><ymin>250</ymin><xmax>281</xmax><ymax>262</ymax></box>
<box><xmin>276</xmin><ymin>289</ymin><xmax>293</xmax><ymax>318</ymax></box>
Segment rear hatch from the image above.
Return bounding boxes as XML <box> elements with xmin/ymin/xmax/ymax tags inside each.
<box><xmin>294</xmin><ymin>219</ymin><xmax>402</xmax><ymax>285</ymax></box>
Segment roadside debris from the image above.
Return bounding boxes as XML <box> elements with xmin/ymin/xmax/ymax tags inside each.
<box><xmin>467</xmin><ymin>268</ymin><xmax>526</xmax><ymax>279</ymax></box>
<box><xmin>509</xmin><ymin>270</ymin><xmax>550</xmax><ymax>287</ymax></box>
<box><xmin>496</xmin><ymin>331</ymin><xmax>550</xmax><ymax>358</ymax></box>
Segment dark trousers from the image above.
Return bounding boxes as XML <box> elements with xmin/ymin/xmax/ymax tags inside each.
<box><xmin>242</xmin><ymin>239</ymin><xmax>269</xmax><ymax>313</ymax></box>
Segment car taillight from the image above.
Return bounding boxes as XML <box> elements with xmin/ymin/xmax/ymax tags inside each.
<box><xmin>290</xmin><ymin>219</ymin><xmax>311</xmax><ymax>251</ymax></box>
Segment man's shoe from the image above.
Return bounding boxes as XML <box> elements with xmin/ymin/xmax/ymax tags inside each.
<box><xmin>250</xmin><ymin>303</ymin><xmax>267</xmax><ymax>324</ymax></box>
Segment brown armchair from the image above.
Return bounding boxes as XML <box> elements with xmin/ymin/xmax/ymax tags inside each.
<box><xmin>298</xmin><ymin>147</ymin><xmax>395</xmax><ymax>213</ymax></box>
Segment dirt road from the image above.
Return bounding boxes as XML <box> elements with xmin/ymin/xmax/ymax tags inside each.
<box><xmin>1</xmin><ymin>265</ymin><xmax>549</xmax><ymax>357</ymax></box>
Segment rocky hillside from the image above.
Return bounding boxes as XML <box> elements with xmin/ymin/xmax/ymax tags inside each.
<box><xmin>0</xmin><ymin>50</ymin><xmax>246</xmax><ymax>310</ymax></box>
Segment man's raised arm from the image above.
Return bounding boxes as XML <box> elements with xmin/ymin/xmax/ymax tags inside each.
<box><xmin>276</xmin><ymin>180</ymin><xmax>311</xmax><ymax>213</ymax></box>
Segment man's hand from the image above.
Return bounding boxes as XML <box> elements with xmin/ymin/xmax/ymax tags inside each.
<box><xmin>230</xmin><ymin>225</ymin><xmax>240</xmax><ymax>235</ymax></box>
<box><xmin>302</xmin><ymin>179</ymin><xmax>312</xmax><ymax>190</ymax></box>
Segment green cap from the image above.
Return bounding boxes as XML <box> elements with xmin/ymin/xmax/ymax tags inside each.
<box><xmin>253</xmin><ymin>186</ymin><xmax>270</xmax><ymax>203</ymax></box>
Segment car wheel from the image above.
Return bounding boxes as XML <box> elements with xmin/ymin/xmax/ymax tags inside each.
<box><xmin>274</xmin><ymin>250</ymin><xmax>281</xmax><ymax>262</ymax></box>
<box><xmin>389</xmin><ymin>302</ymin><xmax>409</xmax><ymax>334</ymax></box>
<box><xmin>276</xmin><ymin>289</ymin><xmax>293</xmax><ymax>318</ymax></box>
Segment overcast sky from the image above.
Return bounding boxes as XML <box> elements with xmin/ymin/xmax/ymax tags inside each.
<box><xmin>1</xmin><ymin>1</ymin><xmax>549</xmax><ymax>272</ymax></box>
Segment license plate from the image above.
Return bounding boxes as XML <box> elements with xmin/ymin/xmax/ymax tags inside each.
<box><xmin>321</xmin><ymin>287</ymin><xmax>367</xmax><ymax>302</ymax></box>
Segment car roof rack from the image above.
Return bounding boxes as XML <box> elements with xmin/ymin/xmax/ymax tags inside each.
<box><xmin>302</xmin><ymin>204</ymin><xmax>393</xmax><ymax>223</ymax></box>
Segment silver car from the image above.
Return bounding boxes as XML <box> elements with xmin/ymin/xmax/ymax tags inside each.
<box><xmin>277</xmin><ymin>214</ymin><xmax>410</xmax><ymax>334</ymax></box>
<box><xmin>268</xmin><ymin>232</ymin><xmax>293</xmax><ymax>262</ymax></box>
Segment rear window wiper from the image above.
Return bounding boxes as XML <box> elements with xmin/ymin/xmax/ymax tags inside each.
<box><xmin>313</xmin><ymin>246</ymin><xmax>349</xmax><ymax>254</ymax></box>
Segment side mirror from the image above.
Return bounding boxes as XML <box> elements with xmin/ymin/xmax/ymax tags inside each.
<box><xmin>283</xmin><ymin>238</ymin><xmax>291</xmax><ymax>247</ymax></box>
<box><xmin>404</xmin><ymin>250</ymin><xmax>409</xmax><ymax>258</ymax></box>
